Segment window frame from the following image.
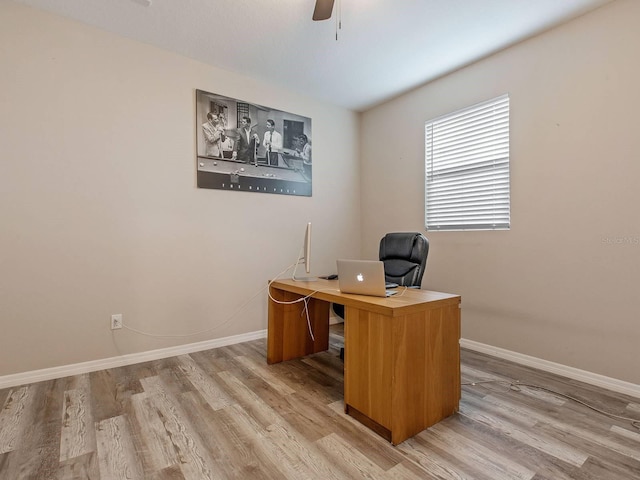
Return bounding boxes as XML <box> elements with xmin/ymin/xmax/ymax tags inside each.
<box><xmin>424</xmin><ymin>94</ymin><xmax>510</xmax><ymax>232</ymax></box>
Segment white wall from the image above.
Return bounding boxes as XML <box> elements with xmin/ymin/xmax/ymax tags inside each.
<box><xmin>361</xmin><ymin>0</ymin><xmax>640</xmax><ymax>384</ymax></box>
<box><xmin>0</xmin><ymin>2</ymin><xmax>361</xmax><ymax>376</ymax></box>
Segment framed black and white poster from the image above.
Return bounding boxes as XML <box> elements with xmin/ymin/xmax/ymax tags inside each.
<box><xmin>196</xmin><ymin>89</ymin><xmax>312</xmax><ymax>196</ymax></box>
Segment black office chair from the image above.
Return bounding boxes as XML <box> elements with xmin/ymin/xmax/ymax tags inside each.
<box><xmin>378</xmin><ymin>232</ymin><xmax>429</xmax><ymax>287</ymax></box>
<box><xmin>334</xmin><ymin>232</ymin><xmax>429</xmax><ymax>358</ymax></box>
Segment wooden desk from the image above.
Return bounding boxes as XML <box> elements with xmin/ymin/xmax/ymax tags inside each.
<box><xmin>267</xmin><ymin>278</ymin><xmax>461</xmax><ymax>445</ymax></box>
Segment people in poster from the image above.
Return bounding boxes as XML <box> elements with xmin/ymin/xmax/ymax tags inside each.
<box><xmin>262</xmin><ymin>119</ymin><xmax>283</xmax><ymax>164</ymax></box>
<box><xmin>232</xmin><ymin>116</ymin><xmax>260</xmax><ymax>164</ymax></box>
<box><xmin>196</xmin><ymin>89</ymin><xmax>313</xmax><ymax>196</ymax></box>
<box><xmin>294</xmin><ymin>133</ymin><xmax>312</xmax><ymax>164</ymax></box>
<box><xmin>220</xmin><ymin>135</ymin><xmax>234</xmax><ymax>157</ymax></box>
<box><xmin>202</xmin><ymin>113</ymin><xmax>225</xmax><ymax>157</ymax></box>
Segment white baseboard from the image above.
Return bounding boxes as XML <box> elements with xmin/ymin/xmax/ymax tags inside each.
<box><xmin>460</xmin><ymin>338</ymin><xmax>640</xmax><ymax>399</ymax></box>
<box><xmin>4</xmin><ymin>332</ymin><xmax>637</xmax><ymax>400</ymax></box>
<box><xmin>0</xmin><ymin>329</ymin><xmax>267</xmax><ymax>390</ymax></box>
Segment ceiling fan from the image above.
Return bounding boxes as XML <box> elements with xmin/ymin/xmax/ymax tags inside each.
<box><xmin>313</xmin><ymin>0</ymin><xmax>335</xmax><ymax>21</ymax></box>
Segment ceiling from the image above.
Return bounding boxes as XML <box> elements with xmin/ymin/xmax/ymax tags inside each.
<box><xmin>16</xmin><ymin>0</ymin><xmax>613</xmax><ymax>112</ymax></box>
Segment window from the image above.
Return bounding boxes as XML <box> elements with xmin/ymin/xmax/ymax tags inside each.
<box><xmin>425</xmin><ymin>94</ymin><xmax>510</xmax><ymax>231</ymax></box>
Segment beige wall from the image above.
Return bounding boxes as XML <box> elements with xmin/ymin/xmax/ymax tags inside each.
<box><xmin>361</xmin><ymin>0</ymin><xmax>640</xmax><ymax>384</ymax></box>
<box><xmin>3</xmin><ymin>0</ymin><xmax>638</xmax><ymax>387</ymax></box>
<box><xmin>0</xmin><ymin>2</ymin><xmax>361</xmax><ymax>376</ymax></box>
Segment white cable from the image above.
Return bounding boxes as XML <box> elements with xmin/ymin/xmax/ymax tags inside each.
<box><xmin>121</xmin><ymin>259</ymin><xmax>339</xmax><ymax>342</ymax></box>
<box><xmin>267</xmin><ymin>276</ymin><xmax>340</xmax><ymax>342</ymax></box>
<box><xmin>122</xmin><ymin>262</ymin><xmax>299</xmax><ymax>338</ymax></box>
<box><xmin>463</xmin><ymin>379</ymin><xmax>640</xmax><ymax>430</ymax></box>
<box><xmin>302</xmin><ymin>297</ymin><xmax>314</xmax><ymax>341</ymax></box>
<box><xmin>291</xmin><ymin>244</ymin><xmax>305</xmax><ymax>281</ymax></box>
<box><xmin>394</xmin><ymin>286</ymin><xmax>409</xmax><ymax>297</ymax></box>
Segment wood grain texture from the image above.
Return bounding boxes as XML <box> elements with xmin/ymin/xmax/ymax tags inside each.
<box><xmin>344</xmin><ymin>308</ymin><xmax>394</xmax><ymax>429</ymax></box>
<box><xmin>267</xmin><ymin>288</ymin><xmax>330</xmax><ymax>364</ymax></box>
<box><xmin>1</xmin><ymin>325</ymin><xmax>639</xmax><ymax>479</ymax></box>
<box><xmin>96</xmin><ymin>415</ymin><xmax>144</xmax><ymax>479</ymax></box>
<box><xmin>60</xmin><ymin>375</ymin><xmax>95</xmax><ymax>462</ymax></box>
<box><xmin>0</xmin><ymin>386</ymin><xmax>32</xmax><ymax>455</ymax></box>
<box><xmin>343</xmin><ymin>299</ymin><xmax>461</xmax><ymax>444</ymax></box>
<box><xmin>273</xmin><ymin>280</ymin><xmax>462</xmax><ymax>445</ymax></box>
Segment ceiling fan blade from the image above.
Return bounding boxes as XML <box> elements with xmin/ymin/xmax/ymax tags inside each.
<box><xmin>312</xmin><ymin>0</ymin><xmax>335</xmax><ymax>21</ymax></box>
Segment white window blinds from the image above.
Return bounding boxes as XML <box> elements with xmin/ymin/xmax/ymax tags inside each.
<box><xmin>425</xmin><ymin>94</ymin><xmax>510</xmax><ymax>231</ymax></box>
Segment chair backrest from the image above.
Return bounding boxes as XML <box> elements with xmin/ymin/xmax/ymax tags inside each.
<box><xmin>378</xmin><ymin>232</ymin><xmax>429</xmax><ymax>287</ymax></box>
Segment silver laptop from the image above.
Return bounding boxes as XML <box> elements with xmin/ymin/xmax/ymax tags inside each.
<box><xmin>336</xmin><ymin>259</ymin><xmax>398</xmax><ymax>297</ymax></box>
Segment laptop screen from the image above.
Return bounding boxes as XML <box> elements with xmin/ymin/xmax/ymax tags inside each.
<box><xmin>336</xmin><ymin>259</ymin><xmax>396</xmax><ymax>297</ymax></box>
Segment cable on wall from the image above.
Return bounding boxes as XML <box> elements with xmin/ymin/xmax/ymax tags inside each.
<box><xmin>120</xmin><ymin>261</ymin><xmax>339</xmax><ymax>342</ymax></box>
<box><xmin>121</xmin><ymin>262</ymin><xmax>297</xmax><ymax>338</ymax></box>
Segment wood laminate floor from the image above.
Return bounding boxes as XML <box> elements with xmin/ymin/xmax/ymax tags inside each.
<box><xmin>1</xmin><ymin>324</ymin><xmax>639</xmax><ymax>479</ymax></box>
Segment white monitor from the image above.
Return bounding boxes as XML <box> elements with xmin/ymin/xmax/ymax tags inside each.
<box><xmin>293</xmin><ymin>222</ymin><xmax>316</xmax><ymax>281</ymax></box>
<box><xmin>303</xmin><ymin>222</ymin><xmax>311</xmax><ymax>274</ymax></box>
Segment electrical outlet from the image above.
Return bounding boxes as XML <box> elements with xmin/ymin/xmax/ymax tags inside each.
<box><xmin>111</xmin><ymin>314</ymin><xmax>123</xmax><ymax>330</ymax></box>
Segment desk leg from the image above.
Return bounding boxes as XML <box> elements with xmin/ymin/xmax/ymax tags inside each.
<box><xmin>344</xmin><ymin>302</ymin><xmax>460</xmax><ymax>445</ymax></box>
<box><xmin>344</xmin><ymin>307</ymin><xmax>394</xmax><ymax>440</ymax></box>
<box><xmin>267</xmin><ymin>286</ymin><xmax>330</xmax><ymax>364</ymax></box>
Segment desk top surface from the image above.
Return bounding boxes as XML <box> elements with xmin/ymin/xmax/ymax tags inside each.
<box><xmin>269</xmin><ymin>278</ymin><xmax>460</xmax><ymax>317</ymax></box>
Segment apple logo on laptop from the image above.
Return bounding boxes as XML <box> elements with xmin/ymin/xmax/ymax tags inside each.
<box><xmin>356</xmin><ymin>273</ymin><xmax>364</xmax><ymax>282</ymax></box>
